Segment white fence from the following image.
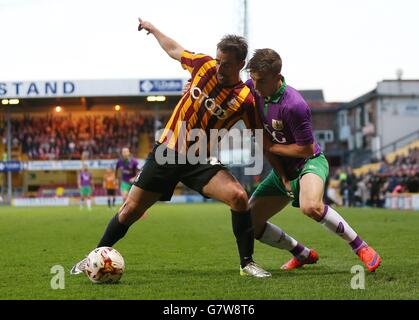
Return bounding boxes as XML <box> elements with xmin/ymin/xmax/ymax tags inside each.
<box><xmin>385</xmin><ymin>193</ymin><xmax>419</xmax><ymax>211</ymax></box>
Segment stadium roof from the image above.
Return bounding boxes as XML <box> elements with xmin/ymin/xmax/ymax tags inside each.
<box><xmin>299</xmin><ymin>90</ymin><xmax>325</xmax><ymax>102</ymax></box>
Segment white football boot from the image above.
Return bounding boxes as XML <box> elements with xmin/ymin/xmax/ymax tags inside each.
<box><xmin>70</xmin><ymin>257</ymin><xmax>88</xmax><ymax>275</ymax></box>
<box><xmin>240</xmin><ymin>262</ymin><xmax>271</xmax><ymax>278</ymax></box>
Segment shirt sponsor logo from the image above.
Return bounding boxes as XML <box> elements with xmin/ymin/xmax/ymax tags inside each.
<box><xmin>227</xmin><ymin>97</ymin><xmax>237</xmax><ymax>108</ymax></box>
<box><xmin>190</xmin><ymin>86</ymin><xmax>229</xmax><ymax>120</ymax></box>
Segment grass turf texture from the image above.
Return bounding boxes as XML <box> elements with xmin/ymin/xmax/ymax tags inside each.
<box><xmin>1</xmin><ymin>203</ymin><xmax>418</xmax><ymax>300</ymax></box>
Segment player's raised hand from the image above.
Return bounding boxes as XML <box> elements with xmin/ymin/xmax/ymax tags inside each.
<box><xmin>138</xmin><ymin>17</ymin><xmax>184</xmax><ymax>62</ymax></box>
<box><xmin>182</xmin><ymin>79</ymin><xmax>192</xmax><ymax>95</ymax></box>
<box><xmin>138</xmin><ymin>18</ymin><xmax>154</xmax><ymax>35</ymax></box>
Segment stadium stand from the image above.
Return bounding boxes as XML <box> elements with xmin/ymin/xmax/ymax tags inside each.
<box><xmin>0</xmin><ymin>112</ymin><xmax>156</xmax><ymax>160</ymax></box>
<box><xmin>331</xmin><ymin>142</ymin><xmax>419</xmax><ymax>208</ymax></box>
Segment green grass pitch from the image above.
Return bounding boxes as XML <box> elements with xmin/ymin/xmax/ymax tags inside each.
<box><xmin>1</xmin><ymin>203</ymin><xmax>418</xmax><ymax>300</ymax></box>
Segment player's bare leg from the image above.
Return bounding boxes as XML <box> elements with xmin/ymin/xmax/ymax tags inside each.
<box><xmin>203</xmin><ymin>170</ymin><xmax>249</xmax><ymax>211</ymax></box>
<box><xmin>116</xmin><ymin>185</ymin><xmax>159</xmax><ymax>225</ymax></box>
<box><xmin>299</xmin><ymin>173</ymin><xmax>326</xmax><ymax>221</ymax></box>
<box><xmin>121</xmin><ymin>185</ymin><xmax>148</xmax><ymax>219</ymax></box>
<box><xmin>299</xmin><ymin>173</ymin><xmax>381</xmax><ymax>272</ymax></box>
<box><xmin>249</xmin><ymin>195</ymin><xmax>290</xmax><ymax>237</ymax></box>
<box><xmin>202</xmin><ymin>170</ymin><xmax>271</xmax><ymax>278</ymax></box>
<box><xmin>250</xmin><ymin>195</ymin><xmax>318</xmax><ymax>269</ymax></box>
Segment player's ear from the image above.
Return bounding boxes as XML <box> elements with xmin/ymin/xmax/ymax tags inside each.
<box><xmin>238</xmin><ymin>60</ymin><xmax>246</xmax><ymax>70</ymax></box>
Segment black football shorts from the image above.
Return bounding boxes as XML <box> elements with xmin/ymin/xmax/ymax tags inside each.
<box><xmin>133</xmin><ymin>143</ymin><xmax>227</xmax><ymax>201</ymax></box>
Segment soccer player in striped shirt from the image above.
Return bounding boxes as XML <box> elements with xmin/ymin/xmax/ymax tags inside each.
<box><xmin>71</xmin><ymin>19</ymin><xmax>270</xmax><ymax>278</ymax></box>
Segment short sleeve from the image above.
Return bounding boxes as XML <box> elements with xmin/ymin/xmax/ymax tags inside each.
<box><xmin>288</xmin><ymin>104</ymin><xmax>314</xmax><ymax>146</ymax></box>
<box><xmin>181</xmin><ymin>50</ymin><xmax>213</xmax><ymax>75</ymax></box>
<box><xmin>241</xmin><ymin>94</ymin><xmax>258</xmax><ymax>130</ymax></box>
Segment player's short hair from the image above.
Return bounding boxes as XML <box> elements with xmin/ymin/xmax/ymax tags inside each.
<box><xmin>246</xmin><ymin>48</ymin><xmax>282</xmax><ymax>75</ymax></box>
<box><xmin>217</xmin><ymin>35</ymin><xmax>248</xmax><ymax>62</ymax></box>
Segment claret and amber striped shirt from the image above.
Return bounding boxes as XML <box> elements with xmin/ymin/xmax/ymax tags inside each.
<box><xmin>158</xmin><ymin>50</ymin><xmax>257</xmax><ymax>154</ymax></box>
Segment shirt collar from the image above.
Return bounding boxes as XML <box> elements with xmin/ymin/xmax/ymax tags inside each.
<box><xmin>264</xmin><ymin>76</ymin><xmax>286</xmax><ymax>103</ymax></box>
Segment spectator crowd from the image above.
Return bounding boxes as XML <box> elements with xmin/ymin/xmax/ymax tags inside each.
<box><xmin>0</xmin><ymin>113</ymin><xmax>156</xmax><ymax>160</ymax></box>
<box><xmin>336</xmin><ymin>147</ymin><xmax>419</xmax><ymax>208</ymax></box>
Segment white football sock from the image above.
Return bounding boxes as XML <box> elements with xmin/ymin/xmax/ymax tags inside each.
<box><xmin>87</xmin><ymin>199</ymin><xmax>92</xmax><ymax>210</ymax></box>
<box><xmin>319</xmin><ymin>205</ymin><xmax>367</xmax><ymax>252</ymax></box>
<box><xmin>258</xmin><ymin>222</ymin><xmax>310</xmax><ymax>259</ymax></box>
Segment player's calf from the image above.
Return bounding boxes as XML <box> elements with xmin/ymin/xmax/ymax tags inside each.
<box><xmin>307</xmin><ymin>204</ymin><xmax>382</xmax><ymax>272</ymax></box>
<box><xmin>257</xmin><ymin>222</ymin><xmax>315</xmax><ymax>268</ymax></box>
<box><xmin>97</xmin><ymin>213</ymin><xmax>130</xmax><ymax>248</ymax></box>
<box><xmin>118</xmin><ymin>201</ymin><xmax>146</xmax><ymax>225</ymax></box>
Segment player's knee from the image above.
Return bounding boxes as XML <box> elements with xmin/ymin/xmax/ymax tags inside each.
<box><xmin>300</xmin><ymin>202</ymin><xmax>323</xmax><ymax>220</ymax></box>
<box><xmin>228</xmin><ymin>188</ymin><xmax>249</xmax><ymax>212</ymax></box>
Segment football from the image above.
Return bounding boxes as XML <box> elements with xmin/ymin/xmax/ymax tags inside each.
<box><xmin>85</xmin><ymin>247</ymin><xmax>125</xmax><ymax>284</ymax></box>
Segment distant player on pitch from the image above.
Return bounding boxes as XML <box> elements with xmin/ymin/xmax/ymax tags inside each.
<box><xmin>103</xmin><ymin>167</ymin><xmax>117</xmax><ymax>209</ymax></box>
<box><xmin>78</xmin><ymin>165</ymin><xmax>93</xmax><ymax>211</ymax></box>
<box><xmin>115</xmin><ymin>147</ymin><xmax>139</xmax><ymax>202</ymax></box>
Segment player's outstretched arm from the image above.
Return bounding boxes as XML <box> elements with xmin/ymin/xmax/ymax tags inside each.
<box><xmin>138</xmin><ymin>18</ymin><xmax>184</xmax><ymax>62</ymax></box>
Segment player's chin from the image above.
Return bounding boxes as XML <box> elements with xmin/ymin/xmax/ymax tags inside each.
<box><xmin>218</xmin><ymin>79</ymin><xmax>234</xmax><ymax>88</ymax></box>
<box><xmin>256</xmin><ymin>90</ymin><xmax>265</xmax><ymax>97</ymax></box>
<box><xmin>217</xmin><ymin>75</ymin><xmax>226</xmax><ymax>85</ymax></box>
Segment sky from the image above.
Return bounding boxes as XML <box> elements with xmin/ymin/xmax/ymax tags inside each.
<box><xmin>1</xmin><ymin>0</ymin><xmax>418</xmax><ymax>102</ymax></box>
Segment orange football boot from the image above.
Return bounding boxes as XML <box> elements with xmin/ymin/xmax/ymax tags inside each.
<box><xmin>281</xmin><ymin>249</ymin><xmax>319</xmax><ymax>270</ymax></box>
<box><xmin>357</xmin><ymin>246</ymin><xmax>381</xmax><ymax>272</ymax></box>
